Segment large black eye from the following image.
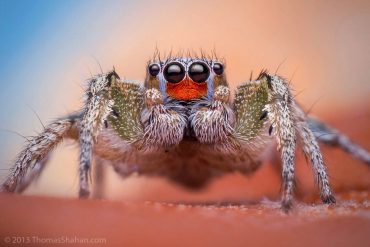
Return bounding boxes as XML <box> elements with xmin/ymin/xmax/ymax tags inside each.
<box><xmin>164</xmin><ymin>62</ymin><xmax>185</xmax><ymax>83</ymax></box>
<box><xmin>213</xmin><ymin>63</ymin><xmax>224</xmax><ymax>75</ymax></box>
<box><xmin>189</xmin><ymin>62</ymin><xmax>210</xmax><ymax>83</ymax></box>
<box><xmin>148</xmin><ymin>63</ymin><xmax>160</xmax><ymax>76</ymax></box>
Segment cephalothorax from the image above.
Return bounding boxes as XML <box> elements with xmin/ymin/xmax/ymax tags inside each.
<box><xmin>2</xmin><ymin>53</ymin><xmax>370</xmax><ymax>211</ymax></box>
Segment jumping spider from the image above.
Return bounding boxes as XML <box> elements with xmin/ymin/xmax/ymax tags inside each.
<box><xmin>2</xmin><ymin>53</ymin><xmax>370</xmax><ymax>212</ymax></box>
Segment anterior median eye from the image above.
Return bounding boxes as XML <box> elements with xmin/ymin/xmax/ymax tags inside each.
<box><xmin>148</xmin><ymin>64</ymin><xmax>160</xmax><ymax>76</ymax></box>
<box><xmin>189</xmin><ymin>62</ymin><xmax>210</xmax><ymax>83</ymax></box>
<box><xmin>212</xmin><ymin>63</ymin><xmax>224</xmax><ymax>75</ymax></box>
<box><xmin>164</xmin><ymin>62</ymin><xmax>185</xmax><ymax>83</ymax></box>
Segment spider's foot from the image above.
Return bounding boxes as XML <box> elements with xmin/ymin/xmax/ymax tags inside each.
<box><xmin>281</xmin><ymin>199</ymin><xmax>293</xmax><ymax>213</ymax></box>
<box><xmin>321</xmin><ymin>193</ymin><xmax>336</xmax><ymax>204</ymax></box>
<box><xmin>1</xmin><ymin>180</ymin><xmax>16</xmax><ymax>193</ymax></box>
<box><xmin>1</xmin><ymin>185</ymin><xmax>10</xmax><ymax>193</ymax></box>
<box><xmin>79</xmin><ymin>187</ymin><xmax>90</xmax><ymax>198</ymax></box>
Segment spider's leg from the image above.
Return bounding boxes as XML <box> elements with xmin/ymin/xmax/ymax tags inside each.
<box><xmin>78</xmin><ymin>72</ymin><xmax>116</xmax><ymax>198</ymax></box>
<box><xmin>2</xmin><ymin>114</ymin><xmax>80</xmax><ymax>193</ymax></box>
<box><xmin>235</xmin><ymin>74</ymin><xmax>297</xmax><ymax>210</ymax></box>
<box><xmin>295</xmin><ymin>110</ymin><xmax>336</xmax><ymax>204</ymax></box>
<box><xmin>307</xmin><ymin>117</ymin><xmax>370</xmax><ymax>165</ymax></box>
<box><xmin>87</xmin><ymin>75</ymin><xmax>185</xmax><ymax>196</ymax></box>
<box><xmin>261</xmin><ymin>74</ymin><xmax>297</xmax><ymax>211</ymax></box>
<box><xmin>16</xmin><ymin>154</ymin><xmax>49</xmax><ymax>193</ymax></box>
<box><xmin>234</xmin><ymin>72</ymin><xmax>336</xmax><ymax>211</ymax></box>
<box><xmin>262</xmin><ymin>73</ymin><xmax>336</xmax><ymax>210</ymax></box>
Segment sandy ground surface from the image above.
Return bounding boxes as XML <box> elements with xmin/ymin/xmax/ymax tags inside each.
<box><xmin>0</xmin><ymin>110</ymin><xmax>369</xmax><ymax>247</ymax></box>
<box><xmin>0</xmin><ymin>192</ymin><xmax>369</xmax><ymax>247</ymax></box>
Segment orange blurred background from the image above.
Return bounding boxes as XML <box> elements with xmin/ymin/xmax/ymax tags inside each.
<box><xmin>0</xmin><ymin>0</ymin><xmax>369</xmax><ymax>202</ymax></box>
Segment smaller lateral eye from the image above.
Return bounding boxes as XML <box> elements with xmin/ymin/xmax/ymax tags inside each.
<box><xmin>213</xmin><ymin>63</ymin><xmax>224</xmax><ymax>75</ymax></box>
<box><xmin>148</xmin><ymin>64</ymin><xmax>160</xmax><ymax>76</ymax></box>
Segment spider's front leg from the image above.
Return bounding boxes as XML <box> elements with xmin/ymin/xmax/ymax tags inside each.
<box><xmin>81</xmin><ymin>73</ymin><xmax>186</xmax><ymax>197</ymax></box>
<box><xmin>78</xmin><ymin>72</ymin><xmax>115</xmax><ymax>197</ymax></box>
<box><xmin>234</xmin><ymin>72</ymin><xmax>335</xmax><ymax>211</ymax></box>
<box><xmin>262</xmin><ymin>73</ymin><xmax>335</xmax><ymax>210</ymax></box>
<box><xmin>262</xmin><ymin>75</ymin><xmax>297</xmax><ymax>210</ymax></box>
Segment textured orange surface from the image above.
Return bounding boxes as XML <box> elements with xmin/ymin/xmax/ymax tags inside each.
<box><xmin>0</xmin><ymin>192</ymin><xmax>369</xmax><ymax>247</ymax></box>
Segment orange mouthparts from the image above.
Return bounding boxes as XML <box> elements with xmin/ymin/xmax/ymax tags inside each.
<box><xmin>166</xmin><ymin>78</ymin><xmax>208</xmax><ymax>101</ymax></box>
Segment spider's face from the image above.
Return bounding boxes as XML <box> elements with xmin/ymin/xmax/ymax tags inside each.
<box><xmin>145</xmin><ymin>57</ymin><xmax>226</xmax><ymax>101</ymax></box>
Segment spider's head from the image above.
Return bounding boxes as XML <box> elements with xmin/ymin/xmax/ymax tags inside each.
<box><xmin>145</xmin><ymin>57</ymin><xmax>227</xmax><ymax>101</ymax></box>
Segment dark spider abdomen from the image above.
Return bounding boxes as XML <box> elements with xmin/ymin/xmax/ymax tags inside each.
<box><xmin>95</xmin><ymin>132</ymin><xmax>261</xmax><ymax>189</ymax></box>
